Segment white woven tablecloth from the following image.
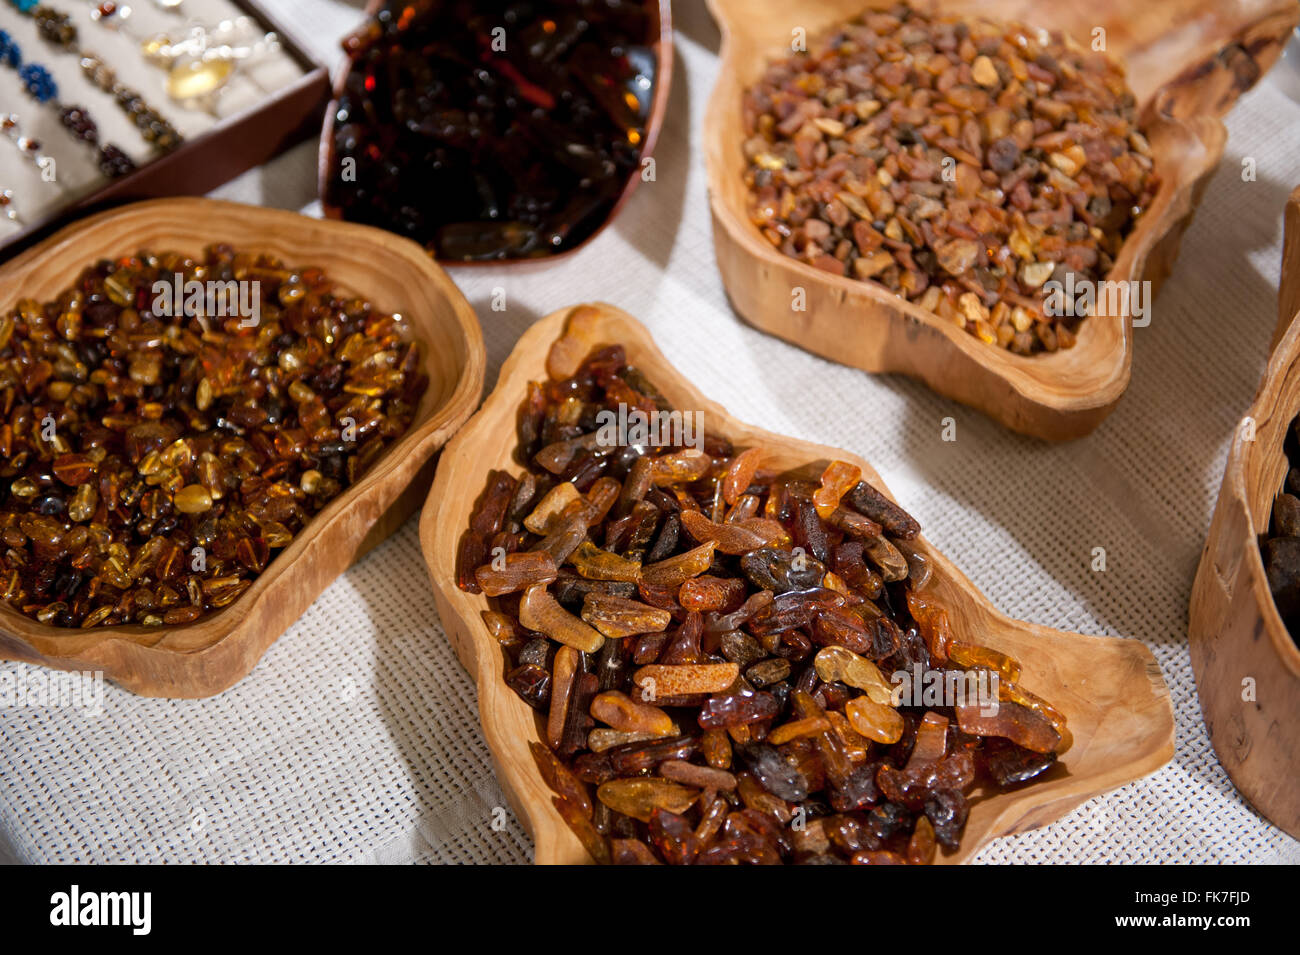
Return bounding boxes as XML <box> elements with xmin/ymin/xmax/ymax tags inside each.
<box><xmin>2</xmin><ymin>0</ymin><xmax>1299</xmax><ymax>865</ymax></box>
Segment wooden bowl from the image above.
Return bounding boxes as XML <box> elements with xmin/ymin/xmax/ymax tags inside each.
<box><xmin>704</xmin><ymin>0</ymin><xmax>1300</xmax><ymax>440</ymax></box>
<box><xmin>318</xmin><ymin>0</ymin><xmax>674</xmax><ymax>267</ymax></box>
<box><xmin>0</xmin><ymin>198</ymin><xmax>485</xmax><ymax>698</ymax></box>
<box><xmin>1189</xmin><ymin>185</ymin><xmax>1300</xmax><ymax>839</ymax></box>
<box><xmin>420</xmin><ymin>302</ymin><xmax>1175</xmax><ymax>864</ymax></box>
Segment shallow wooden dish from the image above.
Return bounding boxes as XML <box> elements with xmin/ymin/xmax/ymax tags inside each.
<box><xmin>705</xmin><ymin>0</ymin><xmax>1299</xmax><ymax>440</ymax></box>
<box><xmin>0</xmin><ymin>198</ymin><xmax>485</xmax><ymax>698</ymax></box>
<box><xmin>318</xmin><ymin>0</ymin><xmax>674</xmax><ymax>267</ymax></box>
<box><xmin>421</xmin><ymin>302</ymin><xmax>1174</xmax><ymax>864</ymax></box>
<box><xmin>1189</xmin><ymin>185</ymin><xmax>1300</xmax><ymax>839</ymax></box>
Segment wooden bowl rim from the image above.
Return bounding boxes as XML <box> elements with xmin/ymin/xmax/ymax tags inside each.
<box><xmin>1219</xmin><ymin>307</ymin><xmax>1300</xmax><ymax>679</ymax></box>
<box><xmin>0</xmin><ymin>196</ymin><xmax>486</xmax><ymax>665</ymax></box>
<box><xmin>421</xmin><ymin>300</ymin><xmax>1176</xmax><ymax>864</ymax></box>
<box><xmin>316</xmin><ymin>0</ymin><xmax>675</xmax><ymax>268</ymax></box>
<box><xmin>701</xmin><ymin>0</ymin><xmax>1254</xmax><ymax>417</ymax></box>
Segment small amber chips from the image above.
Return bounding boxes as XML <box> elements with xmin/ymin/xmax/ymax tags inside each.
<box><xmin>0</xmin><ymin>246</ymin><xmax>427</xmax><ymax>628</ymax></box>
<box><xmin>457</xmin><ymin>330</ymin><xmax>1067</xmax><ymax>864</ymax></box>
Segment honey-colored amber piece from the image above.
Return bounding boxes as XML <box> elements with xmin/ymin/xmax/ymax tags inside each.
<box><xmin>813</xmin><ymin>646</ymin><xmax>895</xmax><ymax>705</ymax></box>
<box><xmin>845</xmin><ymin>696</ymin><xmax>904</xmax><ymax>744</ymax></box>
<box><xmin>590</xmin><ymin>690</ymin><xmax>675</xmax><ymax>735</ymax></box>
<box><xmin>632</xmin><ymin>662</ymin><xmax>740</xmax><ymax>697</ymax></box>
<box><xmin>768</xmin><ymin>715</ymin><xmax>831</xmax><ymax>745</ymax></box>
<box><xmin>518</xmin><ymin>584</ymin><xmax>605</xmax><ymax>653</ymax></box>
<box><xmin>580</xmin><ymin>592</ymin><xmax>671</xmax><ymax>638</ymax></box>
<box><xmin>640</xmin><ymin>541</ymin><xmax>716</xmax><ymax>587</ymax></box>
<box><xmin>813</xmin><ymin>460</ymin><xmax>862</xmax><ymax>519</ymax></box>
<box><xmin>721</xmin><ymin>447</ymin><xmax>763</xmax><ymax>505</ymax></box>
<box><xmin>679</xmin><ymin>510</ymin><xmax>766</xmax><ymax>555</ymax></box>
<box><xmin>949</xmin><ymin>641</ymin><xmax>1021</xmax><ymax>683</ymax></box>
<box><xmin>473</xmin><ymin>551</ymin><xmax>558</xmax><ymax>596</ymax></box>
<box><xmin>957</xmin><ymin>700</ymin><xmax>1061</xmax><ymax>754</ymax></box>
<box><xmin>569</xmin><ymin>540</ymin><xmax>642</xmax><ymax>582</ymax></box>
<box><xmin>523</xmin><ymin>481</ymin><xmax>582</xmax><ymax>534</ymax></box>
<box><xmin>648</xmin><ymin>449</ymin><xmax>711</xmax><ymax>486</ymax></box>
<box><xmin>596</xmin><ymin>778</ymin><xmax>698</xmax><ymax>823</ymax></box>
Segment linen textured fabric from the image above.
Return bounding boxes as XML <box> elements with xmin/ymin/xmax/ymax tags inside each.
<box><xmin>0</xmin><ymin>0</ymin><xmax>1297</xmax><ymax>864</ymax></box>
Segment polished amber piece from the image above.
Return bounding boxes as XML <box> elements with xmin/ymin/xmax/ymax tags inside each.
<box><xmin>813</xmin><ymin>461</ymin><xmax>862</xmax><ymax>519</ymax></box>
<box><xmin>632</xmin><ymin>662</ymin><xmax>739</xmax><ymax>697</ymax></box>
<box><xmin>523</xmin><ymin>482</ymin><xmax>581</xmax><ymax>534</ymax></box>
<box><xmin>648</xmin><ymin>449</ymin><xmax>711</xmax><ymax>486</ymax></box>
<box><xmin>580</xmin><ymin>592</ymin><xmax>671</xmax><ymax>638</ymax></box>
<box><xmin>659</xmin><ymin>759</ymin><xmax>737</xmax><ymax>791</ymax></box>
<box><xmin>569</xmin><ymin>540</ymin><xmax>642</xmax><ymax>582</ymax></box>
<box><xmin>519</xmin><ymin>584</ymin><xmax>605</xmax><ymax>653</ymax></box>
<box><xmin>949</xmin><ymin>641</ymin><xmax>1022</xmax><ymax>682</ymax></box>
<box><xmin>845</xmin><ymin>696</ymin><xmax>904</xmax><ymax>744</ymax></box>
<box><xmin>814</xmin><ymin>646</ymin><xmax>895</xmax><ymax>705</ymax></box>
<box><xmin>956</xmin><ymin>700</ymin><xmax>1061</xmax><ymax>754</ymax></box>
<box><xmin>546</xmin><ymin>646</ymin><xmax>581</xmax><ymax>750</ymax></box>
<box><xmin>679</xmin><ymin>510</ymin><xmax>766</xmax><ymax>556</ymax></box>
<box><xmin>473</xmin><ymin>551</ymin><xmax>558</xmax><ymax>597</ymax></box>
<box><xmin>640</xmin><ymin>541</ymin><xmax>716</xmax><ymax>588</ymax></box>
<box><xmin>720</xmin><ymin>447</ymin><xmax>764</xmax><ymax>506</ymax></box>
<box><xmin>590</xmin><ymin>690</ymin><xmax>675</xmax><ymax>736</ymax></box>
<box><xmin>596</xmin><ymin>779</ymin><xmax>699</xmax><ymax>824</ymax></box>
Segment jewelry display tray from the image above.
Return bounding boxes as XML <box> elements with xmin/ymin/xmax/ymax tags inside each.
<box><xmin>0</xmin><ymin>0</ymin><xmax>329</xmax><ymax>261</ymax></box>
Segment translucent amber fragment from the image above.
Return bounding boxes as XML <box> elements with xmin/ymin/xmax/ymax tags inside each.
<box><xmin>523</xmin><ymin>481</ymin><xmax>581</xmax><ymax>533</ymax></box>
<box><xmin>588</xmin><ymin>728</ymin><xmax>671</xmax><ymax>752</ymax></box>
<box><xmin>956</xmin><ymin>700</ymin><xmax>1060</xmax><ymax>754</ymax></box>
<box><xmin>679</xmin><ymin>574</ymin><xmax>746</xmax><ymax>612</ymax></box>
<box><xmin>648</xmin><ymin>449</ymin><xmax>711</xmax><ymax>485</ymax></box>
<box><xmin>580</xmin><ymin>592</ymin><xmax>671</xmax><ymax>638</ymax></box>
<box><xmin>949</xmin><ymin>640</ymin><xmax>1021</xmax><ymax>682</ymax></box>
<box><xmin>814</xmin><ymin>646</ymin><xmax>895</xmax><ymax>705</ymax></box>
<box><xmin>768</xmin><ymin>716</ymin><xmax>830</xmax><ymax>745</ymax></box>
<box><xmin>813</xmin><ymin>460</ymin><xmax>862</xmax><ymax>519</ymax></box>
<box><xmin>518</xmin><ymin>584</ymin><xmax>605</xmax><ymax>653</ymax></box>
<box><xmin>641</xmin><ymin>541</ymin><xmax>716</xmax><ymax>587</ymax></box>
<box><xmin>611</xmin><ymin>838</ymin><xmax>663</xmax><ymax>865</ymax></box>
<box><xmin>632</xmin><ymin>662</ymin><xmax>739</xmax><ymax>697</ymax></box>
<box><xmin>905</xmin><ymin>590</ymin><xmax>953</xmax><ymax>661</ymax></box>
<box><xmin>529</xmin><ymin>740</ymin><xmax>590</xmax><ymax>815</ymax></box>
<box><xmin>721</xmin><ymin>446</ymin><xmax>763</xmax><ymax>505</ymax></box>
<box><xmin>659</xmin><ymin>759</ymin><xmax>737</xmax><ymax>791</ymax></box>
<box><xmin>845</xmin><ymin>696</ymin><xmax>904</xmax><ymax>743</ymax></box>
<box><xmin>570</xmin><ymin>540</ymin><xmax>642</xmax><ymax>582</ymax></box>
<box><xmin>679</xmin><ymin>510</ymin><xmax>766</xmax><ymax>555</ymax></box>
<box><xmin>590</xmin><ymin>690</ymin><xmax>675</xmax><ymax>736</ymax></box>
<box><xmin>907</xmin><ymin>712</ymin><xmax>950</xmax><ymax>767</ymax></box>
<box><xmin>596</xmin><ymin>778</ymin><xmax>699</xmax><ymax>823</ymax></box>
<box><xmin>547</xmin><ymin>646</ymin><xmax>581</xmax><ymax>749</ymax></box>
<box><xmin>473</xmin><ymin>551</ymin><xmax>558</xmax><ymax>596</ymax></box>
<box><xmin>862</xmin><ymin>535</ymin><xmax>909</xmax><ymax>581</ymax></box>
<box><xmin>554</xmin><ymin>796</ymin><xmax>611</xmax><ymax>864</ymax></box>
<box><xmin>702</xmin><ymin>727</ymin><xmax>732</xmax><ymax>769</ymax></box>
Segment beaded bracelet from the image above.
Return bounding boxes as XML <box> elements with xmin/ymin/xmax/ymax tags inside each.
<box><xmin>0</xmin><ymin>30</ymin><xmax>136</xmax><ymax>177</ymax></box>
<box><xmin>3</xmin><ymin>0</ymin><xmax>182</xmax><ymax>152</ymax></box>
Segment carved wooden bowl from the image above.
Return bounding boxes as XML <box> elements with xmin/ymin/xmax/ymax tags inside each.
<box><xmin>704</xmin><ymin>0</ymin><xmax>1299</xmax><ymax>439</ymax></box>
<box><xmin>0</xmin><ymin>198</ymin><xmax>485</xmax><ymax>698</ymax></box>
<box><xmin>421</xmin><ymin>302</ymin><xmax>1175</xmax><ymax>864</ymax></box>
<box><xmin>1189</xmin><ymin>185</ymin><xmax>1300</xmax><ymax>839</ymax></box>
